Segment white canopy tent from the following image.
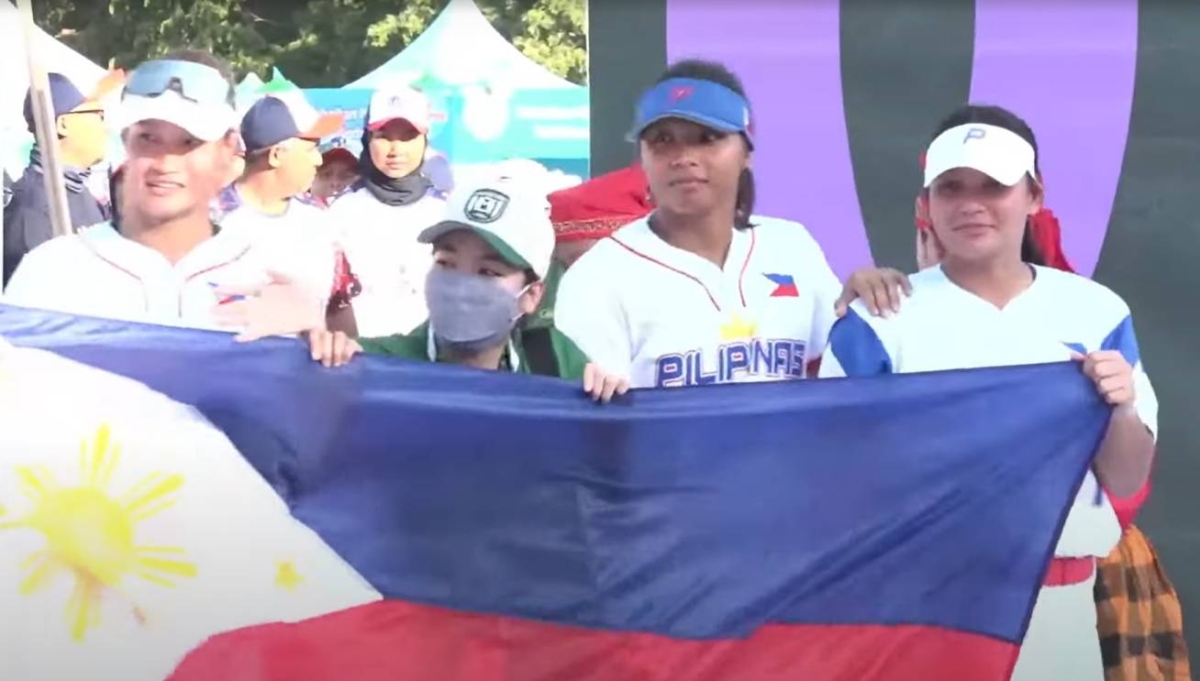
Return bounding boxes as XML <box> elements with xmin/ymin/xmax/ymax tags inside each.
<box><xmin>347</xmin><ymin>0</ymin><xmax>575</xmax><ymax>91</ymax></box>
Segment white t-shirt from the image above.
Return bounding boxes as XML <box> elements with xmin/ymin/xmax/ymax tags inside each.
<box><xmin>819</xmin><ymin>264</ymin><xmax>1158</xmax><ymax>560</ymax></box>
<box><xmin>217</xmin><ymin>198</ymin><xmax>337</xmax><ymax>303</ymax></box>
<box><xmin>555</xmin><ymin>216</ymin><xmax>844</xmax><ymax>389</ymax></box>
<box><xmin>328</xmin><ymin>187</ymin><xmax>446</xmax><ymax>337</ymax></box>
<box><xmin>2</xmin><ymin>222</ymin><xmax>330</xmax><ymax>331</ymax></box>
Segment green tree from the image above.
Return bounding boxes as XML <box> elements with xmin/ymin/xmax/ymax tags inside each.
<box><xmin>510</xmin><ymin>0</ymin><xmax>586</xmax><ymax>84</ymax></box>
<box><xmin>33</xmin><ymin>0</ymin><xmax>587</xmax><ymax>87</ymax></box>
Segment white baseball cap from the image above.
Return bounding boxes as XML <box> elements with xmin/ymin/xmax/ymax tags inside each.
<box><xmin>923</xmin><ymin>123</ymin><xmax>1038</xmax><ymax>188</ymax></box>
<box><xmin>114</xmin><ymin>89</ymin><xmax>238</xmax><ymax>143</ymax></box>
<box><xmin>418</xmin><ymin>172</ymin><xmax>555</xmax><ymax>280</ymax></box>
<box><xmin>367</xmin><ymin>85</ymin><xmax>433</xmax><ymax>134</ymax></box>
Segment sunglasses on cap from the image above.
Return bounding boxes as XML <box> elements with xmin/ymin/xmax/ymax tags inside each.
<box><xmin>61</xmin><ymin>108</ymin><xmax>105</xmax><ymax>120</ymax></box>
<box><xmin>122</xmin><ymin>60</ymin><xmax>235</xmax><ymax>107</ymax></box>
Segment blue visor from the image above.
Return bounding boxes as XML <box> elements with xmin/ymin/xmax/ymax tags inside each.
<box><xmin>123</xmin><ymin>60</ymin><xmax>235</xmax><ymax>107</ymax></box>
<box><xmin>628</xmin><ymin>78</ymin><xmax>753</xmax><ymax>146</ymax></box>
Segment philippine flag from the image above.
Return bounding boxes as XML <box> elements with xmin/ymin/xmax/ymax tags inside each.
<box><xmin>765</xmin><ymin>273</ymin><xmax>799</xmax><ymax>297</ymax></box>
<box><xmin>0</xmin><ymin>304</ymin><xmax>1108</xmax><ymax>681</ymax></box>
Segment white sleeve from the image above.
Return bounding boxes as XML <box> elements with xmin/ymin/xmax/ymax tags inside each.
<box><xmin>2</xmin><ymin>240</ymin><xmax>75</xmax><ymax>312</ymax></box>
<box><xmin>803</xmin><ymin>237</ymin><xmax>845</xmax><ymax>365</ymax></box>
<box><xmin>816</xmin><ymin>342</ymin><xmax>849</xmax><ymax>378</ymax></box>
<box><xmin>553</xmin><ymin>255</ymin><xmax>633</xmax><ymax>377</ymax></box>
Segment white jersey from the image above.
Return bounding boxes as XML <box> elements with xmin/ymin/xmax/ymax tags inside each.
<box><xmin>821</xmin><ymin>264</ymin><xmax>1157</xmax><ymax>554</ymax></box>
<box><xmin>329</xmin><ymin>187</ymin><xmax>446</xmax><ymax>337</ymax></box>
<box><xmin>1</xmin><ymin>222</ymin><xmax>330</xmax><ymax>331</ymax></box>
<box><xmin>819</xmin><ymin>265</ymin><xmax>1157</xmax><ymax>681</ymax></box>
<box><xmin>217</xmin><ymin>199</ymin><xmax>337</xmax><ymax>302</ymax></box>
<box><xmin>555</xmin><ymin>216</ymin><xmax>844</xmax><ymax>389</ymax></box>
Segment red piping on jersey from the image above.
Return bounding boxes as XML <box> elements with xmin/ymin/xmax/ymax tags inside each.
<box><xmin>736</xmin><ymin>229</ymin><xmax>755</xmax><ymax>307</ymax></box>
<box><xmin>608</xmin><ymin>235</ymin><xmax>721</xmax><ymax>311</ymax></box>
<box><xmin>183</xmin><ymin>245</ymin><xmax>254</xmax><ymax>283</ymax></box>
<box><xmin>86</xmin><ymin>241</ymin><xmax>152</xmax><ymax>311</ymax></box>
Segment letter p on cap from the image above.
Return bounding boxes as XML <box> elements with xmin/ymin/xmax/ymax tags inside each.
<box><xmin>962</xmin><ymin>127</ymin><xmax>987</xmax><ymax>143</ymax></box>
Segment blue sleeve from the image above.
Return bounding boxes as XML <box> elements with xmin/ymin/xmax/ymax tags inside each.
<box><xmin>827</xmin><ymin>308</ymin><xmax>893</xmax><ymax>376</ymax></box>
<box><xmin>1100</xmin><ymin>314</ymin><xmax>1141</xmax><ymax>367</ymax></box>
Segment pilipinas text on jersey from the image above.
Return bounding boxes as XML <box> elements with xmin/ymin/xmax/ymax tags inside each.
<box><xmin>654</xmin><ymin>336</ymin><xmax>808</xmax><ymax>387</ymax></box>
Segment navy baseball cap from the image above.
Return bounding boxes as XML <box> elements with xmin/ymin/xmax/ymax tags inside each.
<box><xmin>240</xmin><ymin>91</ymin><xmax>344</xmax><ymax>153</ymax></box>
<box><xmin>23</xmin><ymin>73</ymin><xmax>89</xmax><ymax>132</ymax></box>
<box><xmin>627</xmin><ymin>77</ymin><xmax>753</xmax><ymax>148</ymax></box>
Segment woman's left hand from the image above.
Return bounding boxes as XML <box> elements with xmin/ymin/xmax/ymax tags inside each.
<box><xmin>583</xmin><ymin>363</ymin><xmax>630</xmax><ymax>403</ymax></box>
<box><xmin>1073</xmin><ymin>350</ymin><xmax>1136</xmax><ymax>406</ymax></box>
<box><xmin>834</xmin><ymin>267</ymin><xmax>912</xmax><ymax>318</ymax></box>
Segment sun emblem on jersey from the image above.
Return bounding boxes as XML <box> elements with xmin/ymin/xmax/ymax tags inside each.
<box><xmin>720</xmin><ymin>313</ymin><xmax>758</xmax><ymax>340</ymax></box>
<box><xmin>0</xmin><ymin>423</ymin><xmax>196</xmax><ymax>641</ymax></box>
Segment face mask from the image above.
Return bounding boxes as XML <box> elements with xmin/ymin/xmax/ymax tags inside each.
<box><xmin>425</xmin><ymin>268</ymin><xmax>526</xmax><ymax>355</ymax></box>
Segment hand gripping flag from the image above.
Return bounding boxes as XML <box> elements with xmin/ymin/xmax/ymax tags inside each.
<box><xmin>0</xmin><ymin>304</ymin><xmax>1110</xmax><ymax>681</ymax></box>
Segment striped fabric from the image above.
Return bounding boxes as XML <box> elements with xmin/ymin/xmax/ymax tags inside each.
<box><xmin>1095</xmin><ymin>525</ymin><xmax>1192</xmax><ymax>680</ymax></box>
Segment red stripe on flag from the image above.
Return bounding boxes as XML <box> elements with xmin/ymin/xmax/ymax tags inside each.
<box><xmin>169</xmin><ymin>600</ymin><xmax>1020</xmax><ymax>681</ymax></box>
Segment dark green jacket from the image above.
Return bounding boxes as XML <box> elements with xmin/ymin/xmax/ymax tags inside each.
<box><xmin>357</xmin><ymin>316</ymin><xmax>589</xmax><ymax>380</ymax></box>
<box><xmin>529</xmin><ymin>260</ymin><xmax>563</xmax><ymax>328</ymax></box>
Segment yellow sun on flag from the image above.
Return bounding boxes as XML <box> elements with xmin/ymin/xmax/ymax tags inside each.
<box><xmin>720</xmin><ymin>313</ymin><xmax>758</xmax><ymax>340</ymax></box>
<box><xmin>275</xmin><ymin>560</ymin><xmax>304</xmax><ymax>591</ymax></box>
<box><xmin>0</xmin><ymin>423</ymin><xmax>197</xmax><ymax>641</ymax></box>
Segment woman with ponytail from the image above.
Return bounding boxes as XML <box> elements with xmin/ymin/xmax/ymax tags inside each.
<box><xmin>824</xmin><ymin>103</ymin><xmax>1160</xmax><ymax>679</ymax></box>
<box><xmin>555</xmin><ymin>59</ymin><xmax>906</xmax><ymax>388</ymax></box>
<box><xmin>913</xmin><ymin>141</ymin><xmax>1188</xmax><ymax>681</ymax></box>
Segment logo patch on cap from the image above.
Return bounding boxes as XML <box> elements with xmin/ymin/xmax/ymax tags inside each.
<box><xmin>464</xmin><ymin>189</ymin><xmax>510</xmax><ymax>224</ymax></box>
<box><xmin>669</xmin><ymin>86</ymin><xmax>693</xmax><ymax>103</ymax></box>
<box><xmin>962</xmin><ymin>127</ymin><xmax>988</xmax><ymax>143</ymax></box>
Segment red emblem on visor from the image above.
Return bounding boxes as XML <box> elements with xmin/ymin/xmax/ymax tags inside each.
<box><xmin>669</xmin><ymin>86</ymin><xmax>693</xmax><ymax>103</ymax></box>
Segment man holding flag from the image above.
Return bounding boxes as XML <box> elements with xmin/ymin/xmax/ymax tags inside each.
<box><xmin>2</xmin><ymin>51</ymin><xmax>328</xmax><ymax>339</ymax></box>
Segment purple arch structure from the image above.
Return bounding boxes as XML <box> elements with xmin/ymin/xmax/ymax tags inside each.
<box><xmin>969</xmin><ymin>0</ymin><xmax>1138</xmax><ymax>276</ymax></box>
<box><xmin>666</xmin><ymin>1</ymin><xmax>872</xmax><ymax>279</ymax></box>
<box><xmin>666</xmin><ymin>0</ymin><xmax>1139</xmax><ymax>279</ymax></box>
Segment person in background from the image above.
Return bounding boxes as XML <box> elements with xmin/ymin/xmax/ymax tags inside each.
<box><xmin>213</xmin><ymin>91</ymin><xmax>349</xmax><ymax>332</ymax></box>
<box><xmin>330</xmin><ymin>84</ymin><xmax>447</xmax><ymax>338</ymax></box>
<box><xmin>528</xmin><ymin>163</ymin><xmax>654</xmax><ymax>328</ymax></box>
<box><xmin>3</xmin><ymin>73</ymin><xmax>110</xmax><ymax>286</ymax></box>
<box><xmin>308</xmin><ymin>171</ymin><xmax>628</xmax><ymax>402</ymax></box>
<box><xmin>920</xmin><ymin>154</ymin><xmax>1192</xmax><ymax>681</ymax></box>
<box><xmin>823</xmin><ymin>104</ymin><xmax>1158</xmax><ymax>680</ymax></box>
<box><xmin>3</xmin><ymin>51</ymin><xmax>326</xmax><ymax>340</ymax></box>
<box><xmin>217</xmin><ymin>91</ymin><xmax>341</xmax><ymax>221</ymax></box>
<box><xmin>310</xmin><ymin>140</ymin><xmax>360</xmax><ymax>207</ymax></box>
<box><xmin>422</xmin><ymin>146</ymin><xmax>455</xmax><ymax>197</ymax></box>
<box><xmin>548</xmin><ymin>163</ymin><xmax>653</xmax><ymax>270</ymax></box>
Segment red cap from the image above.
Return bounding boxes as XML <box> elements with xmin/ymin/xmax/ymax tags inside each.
<box><xmin>549</xmin><ymin>164</ymin><xmax>653</xmax><ymax>243</ymax></box>
<box><xmin>322</xmin><ymin>146</ymin><xmax>357</xmax><ymax>165</ymax></box>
